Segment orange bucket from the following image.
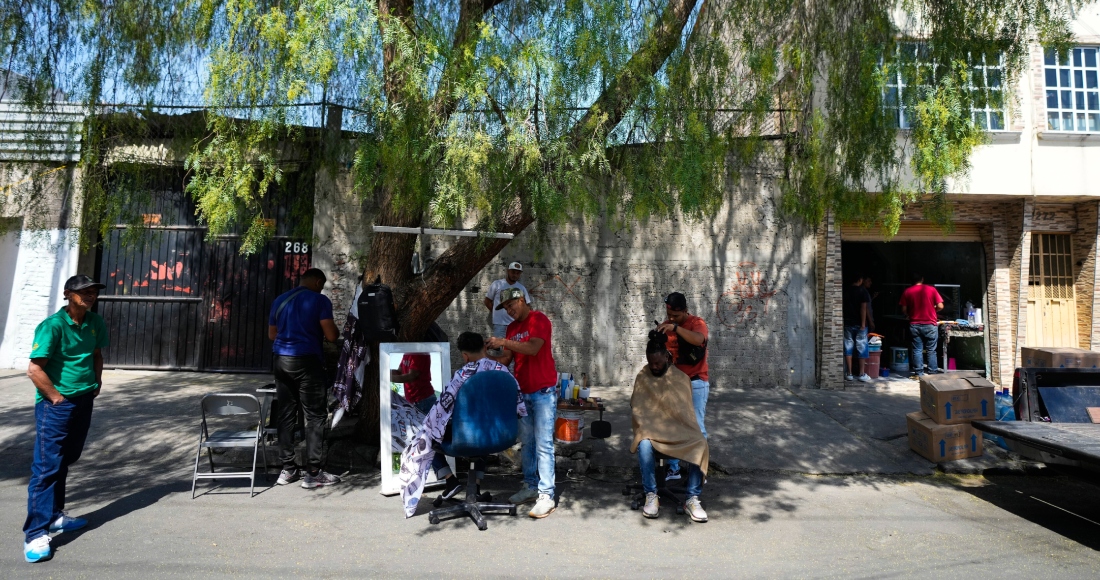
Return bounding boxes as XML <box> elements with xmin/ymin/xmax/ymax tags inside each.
<box><xmin>554</xmin><ymin>410</ymin><xmax>584</xmax><ymax>444</ymax></box>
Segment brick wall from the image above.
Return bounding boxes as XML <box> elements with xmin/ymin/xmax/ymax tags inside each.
<box><xmin>316</xmin><ymin>173</ymin><xmax>819</xmax><ymax>388</ymax></box>
<box><xmin>1072</xmin><ymin>202</ymin><xmax>1098</xmax><ymax>349</ymax></box>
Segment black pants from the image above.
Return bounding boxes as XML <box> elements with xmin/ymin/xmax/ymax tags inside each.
<box><xmin>274</xmin><ymin>355</ymin><xmax>327</xmax><ymax>471</ymax></box>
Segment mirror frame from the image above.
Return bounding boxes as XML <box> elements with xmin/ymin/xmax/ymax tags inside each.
<box><xmin>378</xmin><ymin>341</ymin><xmax>452</xmax><ymax>496</ymax></box>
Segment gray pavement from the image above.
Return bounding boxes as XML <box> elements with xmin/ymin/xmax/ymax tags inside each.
<box><xmin>0</xmin><ymin>370</ymin><xmax>1098</xmax><ymax>578</ymax></box>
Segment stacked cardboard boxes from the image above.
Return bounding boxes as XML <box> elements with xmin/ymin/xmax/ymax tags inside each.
<box><xmin>1020</xmin><ymin>347</ymin><xmax>1100</xmax><ymax>369</ymax></box>
<box><xmin>906</xmin><ymin>371</ymin><xmax>994</xmax><ymax>462</ymax></box>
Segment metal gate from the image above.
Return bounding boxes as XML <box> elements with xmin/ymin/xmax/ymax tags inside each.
<box><xmin>95</xmin><ymin>169</ymin><xmax>313</xmax><ymax>371</ymax></box>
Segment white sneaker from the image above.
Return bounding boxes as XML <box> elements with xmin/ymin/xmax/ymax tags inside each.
<box><xmin>642</xmin><ymin>492</ymin><xmax>659</xmax><ymax>518</ymax></box>
<box><xmin>845</xmin><ymin>374</ymin><xmax>855</xmax><ymax>381</ymax></box>
<box><xmin>858</xmin><ymin>373</ymin><xmax>872</xmax><ymax>383</ymax></box>
<box><xmin>665</xmin><ymin>465</ymin><xmax>681</xmax><ymax>481</ymax></box>
<box><xmin>528</xmin><ymin>493</ymin><xmax>556</xmax><ymax>518</ymax></box>
<box><xmin>684</xmin><ymin>496</ymin><xmax>708</xmax><ymax>523</ymax></box>
<box><xmin>24</xmin><ymin>535</ymin><xmax>51</xmax><ymax>563</ymax></box>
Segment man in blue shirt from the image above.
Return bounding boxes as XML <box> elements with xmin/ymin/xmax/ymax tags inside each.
<box><xmin>268</xmin><ymin>268</ymin><xmax>341</xmax><ymax>488</ymax></box>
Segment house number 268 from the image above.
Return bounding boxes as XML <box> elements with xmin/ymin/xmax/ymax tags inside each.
<box><xmin>284</xmin><ymin>241</ymin><xmax>309</xmax><ymax>254</ymax></box>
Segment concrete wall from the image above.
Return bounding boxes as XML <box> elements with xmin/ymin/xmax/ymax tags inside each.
<box><xmin>314</xmin><ymin>172</ymin><xmax>818</xmax><ymax>387</ymax></box>
<box><xmin>0</xmin><ymin>165</ymin><xmax>83</xmax><ymax>369</ymax></box>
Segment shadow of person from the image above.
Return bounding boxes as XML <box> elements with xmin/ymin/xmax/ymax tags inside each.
<box><xmin>50</xmin><ymin>481</ymin><xmax>191</xmax><ymax>550</ymax></box>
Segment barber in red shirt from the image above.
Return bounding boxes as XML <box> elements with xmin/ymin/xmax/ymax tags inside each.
<box><xmin>654</xmin><ymin>292</ymin><xmax>709</xmax><ymax>481</ymax></box>
<box><xmin>486</xmin><ymin>287</ymin><xmax>558</xmax><ymax>519</ymax></box>
<box><xmin>390</xmin><ymin>353</ymin><xmax>436</xmax><ymax>414</ymax></box>
<box><xmin>899</xmin><ymin>273</ymin><xmax>944</xmax><ymax>378</ymax></box>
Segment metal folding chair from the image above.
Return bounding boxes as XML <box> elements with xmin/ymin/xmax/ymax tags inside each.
<box><xmin>192</xmin><ymin>394</ymin><xmax>267</xmax><ymax>498</ymax></box>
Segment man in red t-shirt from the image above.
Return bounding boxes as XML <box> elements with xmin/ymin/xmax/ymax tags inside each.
<box><xmin>899</xmin><ymin>273</ymin><xmax>944</xmax><ymax>378</ymax></box>
<box><xmin>655</xmin><ymin>292</ymin><xmax>710</xmax><ymax>481</ymax></box>
<box><xmin>486</xmin><ymin>287</ymin><xmax>558</xmax><ymax>518</ymax></box>
<box><xmin>391</xmin><ymin>353</ymin><xmax>436</xmax><ymax>414</ymax></box>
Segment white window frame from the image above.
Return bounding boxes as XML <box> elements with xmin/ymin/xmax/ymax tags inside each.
<box><xmin>1043</xmin><ymin>46</ymin><xmax>1100</xmax><ymax>133</ymax></box>
<box><xmin>883</xmin><ymin>43</ymin><xmax>1006</xmax><ymax>131</ymax></box>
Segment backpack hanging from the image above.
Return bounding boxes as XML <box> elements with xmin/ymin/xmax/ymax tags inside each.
<box><xmin>356</xmin><ymin>275</ymin><xmax>399</xmax><ymax>342</ymax></box>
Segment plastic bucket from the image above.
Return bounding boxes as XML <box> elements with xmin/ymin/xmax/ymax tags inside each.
<box><xmin>890</xmin><ymin>347</ymin><xmax>909</xmax><ymax>374</ymax></box>
<box><xmin>863</xmin><ymin>350</ymin><xmax>881</xmax><ymax>378</ymax></box>
<box><xmin>554</xmin><ymin>410</ymin><xmax>585</xmax><ymax>444</ymax></box>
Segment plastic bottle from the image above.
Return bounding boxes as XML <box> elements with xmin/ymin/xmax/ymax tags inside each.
<box><xmin>965</xmin><ymin>301</ymin><xmax>976</xmax><ymax>325</ymax></box>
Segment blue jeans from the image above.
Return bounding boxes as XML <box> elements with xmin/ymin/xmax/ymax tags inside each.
<box><xmin>24</xmin><ymin>392</ymin><xmax>95</xmax><ymax>543</ymax></box>
<box><xmin>667</xmin><ymin>379</ymin><xmax>709</xmax><ymax>475</ymax></box>
<box><xmin>415</xmin><ymin>394</ymin><xmax>438</xmax><ymax>415</ymax></box>
<box><xmin>843</xmin><ymin>326</ymin><xmax>869</xmax><ymax>358</ymax></box>
<box><xmin>909</xmin><ymin>324</ymin><xmax>939</xmax><ymax>375</ymax></box>
<box><xmin>637</xmin><ymin>439</ymin><xmax>703</xmax><ymax>497</ymax></box>
<box><xmin>518</xmin><ymin>387</ymin><xmax>557</xmax><ymax>496</ymax></box>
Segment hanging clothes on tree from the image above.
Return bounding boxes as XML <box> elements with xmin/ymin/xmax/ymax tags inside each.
<box><xmin>332</xmin><ymin>284</ymin><xmax>368</xmax><ymax>428</ymax></box>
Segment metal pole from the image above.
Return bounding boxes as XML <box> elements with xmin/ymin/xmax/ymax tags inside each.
<box><xmin>372</xmin><ymin>225</ymin><xmax>514</xmax><ymax>239</ymax></box>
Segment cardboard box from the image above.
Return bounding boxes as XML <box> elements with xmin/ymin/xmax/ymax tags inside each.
<box><xmin>919</xmin><ymin>374</ymin><xmax>995</xmax><ymax>424</ymax></box>
<box><xmin>1020</xmin><ymin>347</ymin><xmax>1100</xmax><ymax>369</ymax></box>
<box><xmin>907</xmin><ymin>411</ymin><xmax>984</xmax><ymax>462</ymax></box>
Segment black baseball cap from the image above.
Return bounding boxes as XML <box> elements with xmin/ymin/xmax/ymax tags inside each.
<box><xmin>664</xmin><ymin>292</ymin><xmax>688</xmax><ymax>311</ymax></box>
<box><xmin>64</xmin><ymin>274</ymin><xmax>106</xmax><ymax>292</ymax></box>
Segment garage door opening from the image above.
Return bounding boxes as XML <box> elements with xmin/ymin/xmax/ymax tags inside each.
<box><xmin>841</xmin><ymin>240</ymin><xmax>989</xmax><ymax>376</ymax></box>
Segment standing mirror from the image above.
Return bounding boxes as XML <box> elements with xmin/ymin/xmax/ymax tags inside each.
<box><xmin>378</xmin><ymin>342</ymin><xmax>452</xmax><ymax>496</ymax></box>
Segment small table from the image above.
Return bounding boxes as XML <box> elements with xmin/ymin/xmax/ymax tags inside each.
<box><xmin>557</xmin><ymin>397</ymin><xmax>607</xmax><ymax>422</ymax></box>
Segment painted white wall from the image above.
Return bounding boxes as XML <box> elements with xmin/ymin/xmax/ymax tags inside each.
<box><xmin>0</xmin><ymin>228</ymin><xmax>80</xmax><ymax>369</ymax></box>
<box><xmin>954</xmin><ymin>6</ymin><xmax>1100</xmax><ymax>198</ymax></box>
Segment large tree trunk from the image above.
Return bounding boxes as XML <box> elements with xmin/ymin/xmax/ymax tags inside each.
<box><xmin>352</xmin><ymin>0</ymin><xmax>700</xmax><ymax>452</ymax></box>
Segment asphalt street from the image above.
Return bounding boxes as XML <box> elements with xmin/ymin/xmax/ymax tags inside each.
<box><xmin>1</xmin><ymin>370</ymin><xmax>1098</xmax><ymax>578</ymax></box>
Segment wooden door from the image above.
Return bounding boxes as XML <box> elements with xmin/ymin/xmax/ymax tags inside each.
<box><xmin>1026</xmin><ymin>233</ymin><xmax>1079</xmax><ymax>348</ymax></box>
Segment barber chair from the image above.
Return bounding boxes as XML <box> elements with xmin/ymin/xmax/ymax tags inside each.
<box><xmin>622</xmin><ymin>450</ymin><xmax>686</xmax><ymax>515</ymax></box>
<box><xmin>427</xmin><ymin>370</ymin><xmax>519</xmax><ymax>530</ymax></box>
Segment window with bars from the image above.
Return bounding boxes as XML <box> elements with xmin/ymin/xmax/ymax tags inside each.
<box><xmin>883</xmin><ymin>43</ymin><xmax>1006</xmax><ymax>130</ymax></box>
<box><xmin>1029</xmin><ymin>233</ymin><xmax>1075</xmax><ymax>300</ymax></box>
<box><xmin>1044</xmin><ymin>47</ymin><xmax>1100</xmax><ymax>132</ymax></box>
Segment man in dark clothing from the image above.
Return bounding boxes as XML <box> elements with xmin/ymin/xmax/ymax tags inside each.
<box><xmin>23</xmin><ymin>275</ymin><xmax>108</xmax><ymax>563</ymax></box>
<box><xmin>268</xmin><ymin>268</ymin><xmax>341</xmax><ymax>489</ymax></box>
<box><xmin>899</xmin><ymin>273</ymin><xmax>944</xmax><ymax>378</ymax></box>
<box><xmin>842</xmin><ymin>273</ymin><xmax>872</xmax><ymax>382</ymax></box>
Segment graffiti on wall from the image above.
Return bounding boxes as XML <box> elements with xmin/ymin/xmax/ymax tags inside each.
<box><xmin>716</xmin><ymin>262</ymin><xmax>780</xmax><ymax>328</ymax></box>
<box><xmin>528</xmin><ymin>274</ymin><xmax>587</xmax><ymax>308</ymax></box>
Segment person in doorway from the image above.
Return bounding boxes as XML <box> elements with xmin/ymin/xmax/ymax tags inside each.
<box><xmin>483</xmin><ymin>262</ymin><xmax>531</xmax><ymax>351</ymax></box>
<box><xmin>485</xmin><ymin>287</ymin><xmax>558</xmax><ymax>518</ymax></box>
<box><xmin>900</xmin><ymin>273</ymin><xmax>944</xmax><ymax>379</ymax></box>
<box><xmin>390</xmin><ymin>353</ymin><xmax>436</xmax><ymax>414</ymax></box>
<box><xmin>268</xmin><ymin>268</ymin><xmax>342</xmax><ymax>489</ymax></box>
<box><xmin>862</xmin><ymin>276</ymin><xmax>878</xmax><ymax>333</ymax></box>
<box><xmin>655</xmin><ymin>292</ymin><xmax>709</xmax><ymax>482</ymax></box>
<box><xmin>397</xmin><ymin>332</ymin><xmax>526</xmax><ymax>517</ymax></box>
<box><xmin>631</xmin><ymin>332</ymin><xmax>709</xmax><ymax>522</ymax></box>
<box><xmin>23</xmin><ymin>275</ymin><xmax>109</xmax><ymax>564</ymax></box>
<box><xmin>843</xmin><ymin>273</ymin><xmax>872</xmax><ymax>382</ymax></box>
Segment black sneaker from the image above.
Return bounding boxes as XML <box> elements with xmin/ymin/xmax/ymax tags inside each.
<box><xmin>441</xmin><ymin>477</ymin><xmax>464</xmax><ymax>500</ymax></box>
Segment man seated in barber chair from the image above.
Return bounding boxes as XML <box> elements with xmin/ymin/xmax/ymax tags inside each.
<box><xmin>397</xmin><ymin>332</ymin><xmax>526</xmax><ymax>518</ymax></box>
<box><xmin>630</xmin><ymin>332</ymin><xmax>709</xmax><ymax>522</ymax></box>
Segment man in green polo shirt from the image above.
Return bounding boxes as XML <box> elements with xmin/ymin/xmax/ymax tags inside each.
<box><xmin>23</xmin><ymin>274</ymin><xmax>108</xmax><ymax>564</ymax></box>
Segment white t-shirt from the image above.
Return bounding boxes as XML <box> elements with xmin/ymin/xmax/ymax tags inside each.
<box><xmin>486</xmin><ymin>279</ymin><xmax>532</xmax><ymax>325</ymax></box>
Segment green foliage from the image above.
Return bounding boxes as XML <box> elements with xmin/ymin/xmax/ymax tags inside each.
<box><xmin>0</xmin><ymin>0</ymin><xmax>1084</xmax><ymax>249</ymax></box>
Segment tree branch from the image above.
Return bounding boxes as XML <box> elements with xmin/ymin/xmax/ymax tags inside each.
<box><xmin>430</xmin><ymin>0</ymin><xmax>509</xmax><ymax>122</ymax></box>
<box><xmin>569</xmin><ymin>0</ymin><xmax>700</xmax><ymax>144</ymax></box>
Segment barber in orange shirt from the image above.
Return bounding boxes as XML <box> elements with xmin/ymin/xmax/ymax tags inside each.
<box><xmin>654</xmin><ymin>292</ymin><xmax>709</xmax><ymax>481</ymax></box>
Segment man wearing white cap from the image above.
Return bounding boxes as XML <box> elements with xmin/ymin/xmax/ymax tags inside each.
<box><xmin>484</xmin><ymin>262</ymin><xmax>531</xmax><ymax>341</ymax></box>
